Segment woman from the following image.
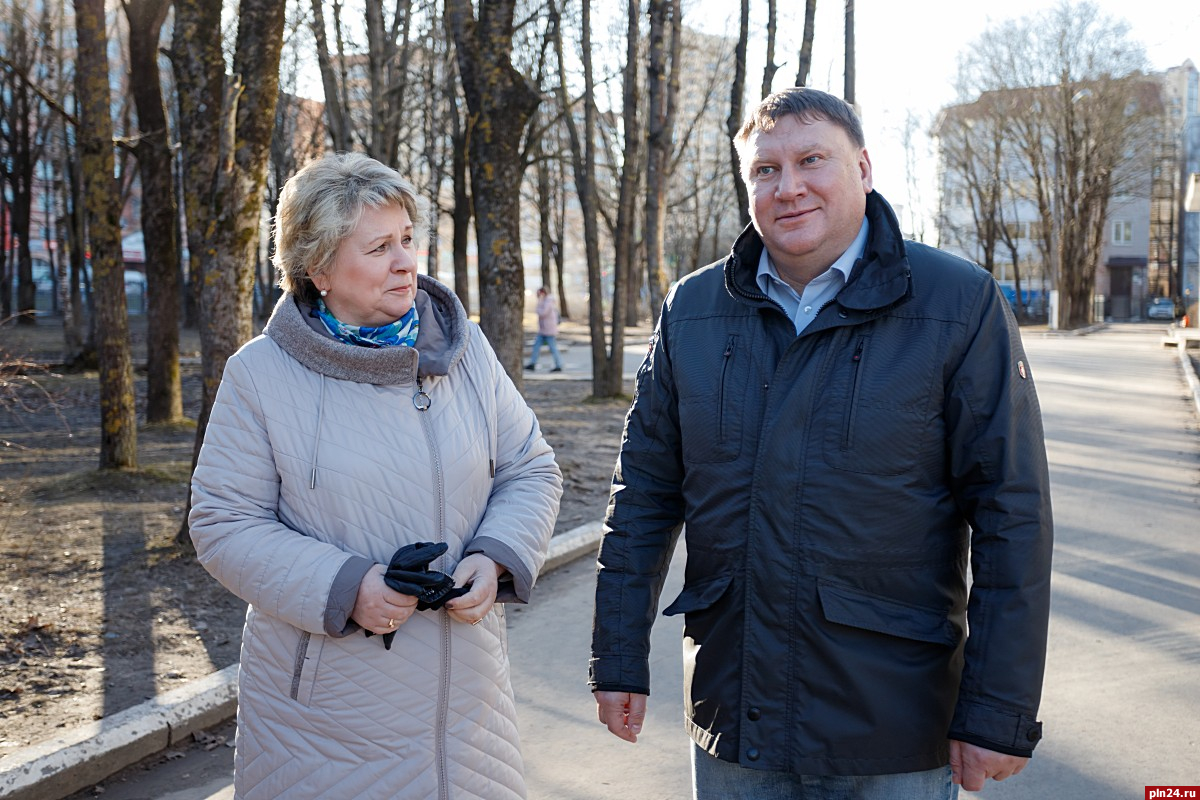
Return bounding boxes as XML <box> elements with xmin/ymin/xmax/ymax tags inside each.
<box><xmin>524</xmin><ymin>287</ymin><xmax>563</xmax><ymax>372</ymax></box>
<box><xmin>189</xmin><ymin>152</ymin><xmax>562</xmax><ymax>800</ymax></box>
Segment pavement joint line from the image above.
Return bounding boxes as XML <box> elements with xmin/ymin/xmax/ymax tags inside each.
<box><xmin>0</xmin><ymin>522</ymin><xmax>604</xmax><ymax>800</ymax></box>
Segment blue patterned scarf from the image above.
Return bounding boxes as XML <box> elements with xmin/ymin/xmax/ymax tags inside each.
<box><xmin>315</xmin><ymin>299</ymin><xmax>419</xmax><ymax>348</ymax></box>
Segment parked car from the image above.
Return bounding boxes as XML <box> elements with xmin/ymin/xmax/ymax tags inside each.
<box><xmin>8</xmin><ymin>261</ymin><xmax>147</xmax><ymax>315</ymax></box>
<box><xmin>1147</xmin><ymin>298</ymin><xmax>1177</xmax><ymax>320</ymax></box>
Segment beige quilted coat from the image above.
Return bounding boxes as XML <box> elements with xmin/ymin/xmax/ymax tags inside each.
<box><xmin>189</xmin><ymin>277</ymin><xmax>562</xmax><ymax>800</ymax></box>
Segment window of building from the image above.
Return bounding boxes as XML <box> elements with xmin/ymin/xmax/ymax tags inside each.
<box><xmin>1112</xmin><ymin>220</ymin><xmax>1133</xmax><ymax>245</ymax></box>
<box><xmin>1006</xmin><ymin>221</ymin><xmax>1030</xmax><ymax>239</ymax></box>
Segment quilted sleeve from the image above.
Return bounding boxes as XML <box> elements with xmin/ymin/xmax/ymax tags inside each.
<box><xmin>464</xmin><ymin>333</ymin><xmax>563</xmax><ymax>603</ymax></box>
<box><xmin>189</xmin><ymin>349</ymin><xmax>359</xmax><ymax>636</ymax></box>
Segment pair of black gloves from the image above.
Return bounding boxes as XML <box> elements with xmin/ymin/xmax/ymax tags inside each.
<box><xmin>365</xmin><ymin>541</ymin><xmax>471</xmax><ymax>650</ymax></box>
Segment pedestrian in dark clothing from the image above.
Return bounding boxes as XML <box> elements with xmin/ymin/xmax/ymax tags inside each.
<box><xmin>589</xmin><ymin>88</ymin><xmax>1053</xmax><ymax>799</ymax></box>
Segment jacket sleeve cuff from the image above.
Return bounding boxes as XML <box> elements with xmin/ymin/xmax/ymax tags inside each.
<box><xmin>949</xmin><ymin>698</ymin><xmax>1043</xmax><ymax>758</ymax></box>
<box><xmin>323</xmin><ymin>556</ymin><xmax>374</xmax><ymax>637</ymax></box>
<box><xmin>588</xmin><ymin>655</ymin><xmax>650</xmax><ymax>696</ymax></box>
<box><xmin>466</xmin><ymin>536</ymin><xmax>533</xmax><ymax>604</ymax></box>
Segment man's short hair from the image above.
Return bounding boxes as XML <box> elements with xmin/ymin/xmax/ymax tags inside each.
<box><xmin>734</xmin><ymin>88</ymin><xmax>866</xmax><ymax>158</ymax></box>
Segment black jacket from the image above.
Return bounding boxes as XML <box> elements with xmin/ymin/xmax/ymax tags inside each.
<box><xmin>590</xmin><ymin>191</ymin><xmax>1053</xmax><ymax>776</ymax></box>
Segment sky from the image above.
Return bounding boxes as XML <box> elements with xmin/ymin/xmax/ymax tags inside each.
<box><xmin>685</xmin><ymin>0</ymin><xmax>1200</xmax><ymax>232</ymax></box>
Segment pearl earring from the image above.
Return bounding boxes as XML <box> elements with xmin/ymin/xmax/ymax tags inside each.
<box><xmin>320</xmin><ymin>289</ymin><xmax>328</xmax><ymax>297</ymax></box>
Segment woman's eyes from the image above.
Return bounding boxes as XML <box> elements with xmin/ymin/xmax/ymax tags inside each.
<box><xmin>369</xmin><ymin>236</ymin><xmax>413</xmax><ymax>253</ymax></box>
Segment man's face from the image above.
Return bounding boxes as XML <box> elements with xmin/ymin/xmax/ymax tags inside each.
<box><xmin>741</xmin><ymin>115</ymin><xmax>873</xmax><ymax>283</ymax></box>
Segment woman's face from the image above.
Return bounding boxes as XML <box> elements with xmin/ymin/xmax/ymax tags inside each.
<box><xmin>313</xmin><ymin>203</ymin><xmax>418</xmax><ymax>327</ymax></box>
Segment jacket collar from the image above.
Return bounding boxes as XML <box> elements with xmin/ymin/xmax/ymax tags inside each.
<box><xmin>725</xmin><ymin>191</ymin><xmax>912</xmax><ymax>316</ymax></box>
<box><xmin>264</xmin><ymin>274</ymin><xmax>469</xmax><ymax>385</ymax></box>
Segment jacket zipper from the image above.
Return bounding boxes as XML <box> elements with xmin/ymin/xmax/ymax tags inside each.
<box><xmin>718</xmin><ymin>335</ymin><xmax>736</xmax><ymax>441</ymax></box>
<box><xmin>841</xmin><ymin>338</ymin><xmax>866</xmax><ymax>450</ymax></box>
<box><xmin>416</xmin><ymin>402</ymin><xmax>451</xmax><ymax>800</ymax></box>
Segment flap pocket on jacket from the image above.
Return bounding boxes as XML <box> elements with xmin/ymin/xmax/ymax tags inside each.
<box><xmin>663</xmin><ymin>573</ymin><xmax>733</xmax><ymax>617</ymax></box>
<box><xmin>817</xmin><ymin>582</ymin><xmax>956</xmax><ymax>647</ymax></box>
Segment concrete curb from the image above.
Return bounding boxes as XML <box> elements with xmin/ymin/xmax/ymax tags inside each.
<box><xmin>0</xmin><ymin>666</ymin><xmax>239</xmax><ymax>800</ymax></box>
<box><xmin>0</xmin><ymin>523</ymin><xmax>604</xmax><ymax>800</ymax></box>
<box><xmin>1178</xmin><ymin>345</ymin><xmax>1200</xmax><ymax>421</ymax></box>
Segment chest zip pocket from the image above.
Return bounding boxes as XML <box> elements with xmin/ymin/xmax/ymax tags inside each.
<box><xmin>840</xmin><ymin>337</ymin><xmax>866</xmax><ymax>452</ymax></box>
<box><xmin>718</xmin><ymin>335</ymin><xmax>736</xmax><ymax>443</ymax></box>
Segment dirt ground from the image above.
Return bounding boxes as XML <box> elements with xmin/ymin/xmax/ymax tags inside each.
<box><xmin>0</xmin><ymin>315</ymin><xmax>632</xmax><ymax>757</ymax></box>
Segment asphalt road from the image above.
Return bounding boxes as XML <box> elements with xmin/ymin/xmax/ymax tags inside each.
<box><xmin>68</xmin><ymin>322</ymin><xmax>1200</xmax><ymax>800</ymax></box>
<box><xmin>962</xmin><ymin>323</ymin><xmax>1200</xmax><ymax>799</ymax></box>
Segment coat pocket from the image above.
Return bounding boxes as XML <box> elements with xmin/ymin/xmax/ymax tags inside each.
<box><xmin>289</xmin><ymin>631</ymin><xmax>326</xmax><ymax>706</ymax></box>
<box><xmin>663</xmin><ymin>573</ymin><xmax>733</xmax><ymax>617</ymax></box>
<box><xmin>817</xmin><ymin>581</ymin><xmax>957</xmax><ymax>647</ymax></box>
<box><xmin>818</xmin><ymin>333</ymin><xmax>938</xmax><ymax>477</ymax></box>
<box><xmin>677</xmin><ymin>334</ymin><xmax>748</xmax><ymax>464</ymax></box>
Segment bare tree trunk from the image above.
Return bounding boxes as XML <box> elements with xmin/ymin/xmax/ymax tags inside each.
<box><xmin>309</xmin><ymin>0</ymin><xmax>352</xmax><ymax>152</ymax></box>
<box><xmin>50</xmin><ymin>6</ymin><xmax>84</xmax><ymax>357</ymax></box>
<box><xmin>75</xmin><ymin>0</ymin><xmax>137</xmax><ymax>469</ymax></box>
<box><xmin>198</xmin><ymin>0</ymin><xmax>286</xmax><ymax>423</ymax></box>
<box><xmin>761</xmin><ymin>0</ymin><xmax>778</xmax><ymax>99</ymax></box>
<box><xmin>727</xmin><ymin>0</ymin><xmax>749</xmax><ymax>227</ymax></box>
<box><xmin>126</xmin><ymin>0</ymin><xmax>183</xmax><ymax>424</ymax></box>
<box><xmin>536</xmin><ymin>137</ymin><xmax>554</xmax><ymax>289</ymax></box>
<box><xmin>615</xmin><ymin>0</ymin><xmax>641</xmax><ymax>329</ymax></box>
<box><xmin>364</xmin><ymin>0</ymin><xmax>414</xmax><ymax>165</ymax></box>
<box><xmin>443</xmin><ymin>53</ymin><xmax>472</xmax><ymax>315</ymax></box>
<box><xmin>422</xmin><ymin>27</ymin><xmax>447</xmax><ymax>281</ymax></box>
<box><xmin>172</xmin><ymin>0</ymin><xmax>223</xmax><ymax>335</ymax></box>
<box><xmin>552</xmin><ymin>0</ymin><xmax>624</xmax><ymax>398</ymax></box>
<box><xmin>553</xmin><ymin>145</ymin><xmax>570</xmax><ymax>320</ymax></box>
<box><xmin>646</xmin><ymin>0</ymin><xmax>680</xmax><ymax>323</ymax></box>
<box><xmin>843</xmin><ymin>0</ymin><xmax>855</xmax><ymax>105</ymax></box>
<box><xmin>796</xmin><ymin>0</ymin><xmax>817</xmax><ymax>87</ymax></box>
<box><xmin>445</xmin><ymin>0</ymin><xmax>541</xmax><ymax>383</ymax></box>
<box><xmin>0</xmin><ymin>8</ymin><xmax>45</xmax><ymax>326</ymax></box>
<box><xmin>64</xmin><ymin>148</ymin><xmax>94</xmax><ymax>358</ymax></box>
<box><xmin>0</xmin><ymin>195</ymin><xmax>7</xmax><ymax>319</ymax></box>
<box><xmin>172</xmin><ymin>0</ymin><xmax>286</xmax><ymax>542</ymax></box>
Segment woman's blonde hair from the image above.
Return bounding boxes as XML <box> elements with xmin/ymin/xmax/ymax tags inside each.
<box><xmin>273</xmin><ymin>152</ymin><xmax>424</xmax><ymax>303</ymax></box>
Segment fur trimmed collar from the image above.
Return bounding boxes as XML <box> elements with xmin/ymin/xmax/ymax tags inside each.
<box><xmin>263</xmin><ymin>274</ymin><xmax>470</xmax><ymax>385</ymax></box>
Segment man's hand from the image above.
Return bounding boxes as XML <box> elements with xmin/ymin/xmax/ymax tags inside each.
<box><xmin>595</xmin><ymin>691</ymin><xmax>647</xmax><ymax>743</ymax></box>
<box><xmin>949</xmin><ymin>740</ymin><xmax>1029</xmax><ymax>792</ymax></box>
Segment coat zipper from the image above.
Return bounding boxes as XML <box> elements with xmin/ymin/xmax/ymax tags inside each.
<box><xmin>718</xmin><ymin>335</ymin><xmax>736</xmax><ymax>441</ymax></box>
<box><xmin>841</xmin><ymin>338</ymin><xmax>866</xmax><ymax>450</ymax></box>
<box><xmin>416</xmin><ymin>394</ymin><xmax>451</xmax><ymax>800</ymax></box>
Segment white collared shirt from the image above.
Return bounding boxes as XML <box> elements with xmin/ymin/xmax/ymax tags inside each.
<box><xmin>755</xmin><ymin>218</ymin><xmax>869</xmax><ymax>335</ymax></box>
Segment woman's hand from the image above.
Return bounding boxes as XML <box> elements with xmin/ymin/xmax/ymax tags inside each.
<box><xmin>351</xmin><ymin>563</ymin><xmax>418</xmax><ymax>634</ymax></box>
<box><xmin>444</xmin><ymin>554</ymin><xmax>503</xmax><ymax>625</ymax></box>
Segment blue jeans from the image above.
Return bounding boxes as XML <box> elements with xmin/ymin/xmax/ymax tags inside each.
<box><xmin>528</xmin><ymin>333</ymin><xmax>563</xmax><ymax>369</ymax></box>
<box><xmin>691</xmin><ymin>744</ymin><xmax>958</xmax><ymax>800</ymax></box>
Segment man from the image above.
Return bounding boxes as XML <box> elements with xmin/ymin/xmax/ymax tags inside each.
<box><xmin>589</xmin><ymin>88</ymin><xmax>1052</xmax><ymax>799</ymax></box>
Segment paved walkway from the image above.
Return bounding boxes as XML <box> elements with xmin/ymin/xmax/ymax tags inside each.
<box><xmin>8</xmin><ymin>321</ymin><xmax>1199</xmax><ymax>800</ymax></box>
<box><xmin>962</xmin><ymin>323</ymin><xmax>1200</xmax><ymax>798</ymax></box>
<box><xmin>520</xmin><ymin>316</ymin><xmax>653</xmax><ymax>383</ymax></box>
